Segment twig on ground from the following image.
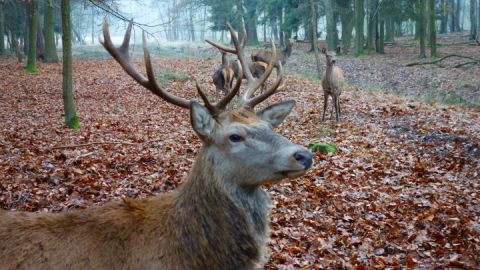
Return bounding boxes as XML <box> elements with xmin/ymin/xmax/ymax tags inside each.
<box><xmin>405</xmin><ymin>54</ymin><xmax>480</xmax><ymax>67</ymax></box>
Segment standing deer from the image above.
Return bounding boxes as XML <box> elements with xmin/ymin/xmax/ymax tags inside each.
<box><xmin>0</xmin><ymin>21</ymin><xmax>313</xmax><ymax>270</ymax></box>
<box><xmin>212</xmin><ymin>50</ymin><xmax>235</xmax><ymax>97</ymax></box>
<box><xmin>251</xmin><ymin>38</ymin><xmax>294</xmax><ymax>66</ymax></box>
<box><xmin>321</xmin><ymin>48</ymin><xmax>345</xmax><ymax>122</ymax></box>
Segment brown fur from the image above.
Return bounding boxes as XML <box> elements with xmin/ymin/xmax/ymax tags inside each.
<box><xmin>0</xmin><ymin>102</ymin><xmax>312</xmax><ymax>270</ymax></box>
<box><xmin>0</xmin><ymin>148</ymin><xmax>269</xmax><ymax>270</ymax></box>
<box><xmin>321</xmin><ymin>50</ymin><xmax>345</xmax><ymax>122</ymax></box>
<box><xmin>213</xmin><ymin>66</ymin><xmax>234</xmax><ymax>97</ymax></box>
<box><xmin>230</xmin><ymin>108</ymin><xmax>259</xmax><ymax>125</ymax></box>
<box><xmin>230</xmin><ymin>60</ymin><xmax>266</xmax><ymax>80</ymax></box>
<box><xmin>251</xmin><ymin>39</ymin><xmax>293</xmax><ymax>66</ymax></box>
<box><xmin>213</xmin><ymin>51</ymin><xmax>235</xmax><ymax>97</ymax></box>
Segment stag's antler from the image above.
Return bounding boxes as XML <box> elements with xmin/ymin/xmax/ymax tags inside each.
<box><xmin>100</xmin><ymin>18</ymin><xmax>241</xmax><ymax>115</ymax></box>
<box><xmin>206</xmin><ymin>23</ymin><xmax>284</xmax><ymax>109</ymax></box>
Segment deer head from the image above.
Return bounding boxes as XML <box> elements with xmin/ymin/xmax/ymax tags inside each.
<box><xmin>101</xmin><ymin>20</ymin><xmax>313</xmax><ymax>187</ymax></box>
<box><xmin>322</xmin><ymin>48</ymin><xmax>337</xmax><ymax>66</ymax></box>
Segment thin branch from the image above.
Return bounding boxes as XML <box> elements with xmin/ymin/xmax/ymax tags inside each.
<box><xmin>405</xmin><ymin>54</ymin><xmax>480</xmax><ymax>67</ymax></box>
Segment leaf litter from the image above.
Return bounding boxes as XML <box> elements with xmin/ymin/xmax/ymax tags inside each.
<box><xmin>0</xmin><ymin>49</ymin><xmax>479</xmax><ymax>268</ymax></box>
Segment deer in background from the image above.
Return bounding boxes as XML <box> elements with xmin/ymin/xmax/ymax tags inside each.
<box><xmin>0</xmin><ymin>21</ymin><xmax>313</xmax><ymax>270</ymax></box>
<box><xmin>321</xmin><ymin>47</ymin><xmax>345</xmax><ymax>122</ymax></box>
<box><xmin>251</xmin><ymin>38</ymin><xmax>294</xmax><ymax>67</ymax></box>
<box><xmin>212</xmin><ymin>50</ymin><xmax>235</xmax><ymax>97</ymax></box>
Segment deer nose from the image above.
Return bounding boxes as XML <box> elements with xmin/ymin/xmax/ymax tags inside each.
<box><xmin>293</xmin><ymin>151</ymin><xmax>313</xmax><ymax>169</ymax></box>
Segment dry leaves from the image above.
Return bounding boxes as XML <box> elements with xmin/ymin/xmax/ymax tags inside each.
<box><xmin>0</xmin><ymin>43</ymin><xmax>479</xmax><ymax>269</ymax></box>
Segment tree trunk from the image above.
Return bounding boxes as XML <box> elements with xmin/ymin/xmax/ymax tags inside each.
<box><xmin>478</xmin><ymin>0</ymin><xmax>480</xmax><ymax>40</ymax></box>
<box><xmin>385</xmin><ymin>0</ymin><xmax>394</xmax><ymax>42</ymax></box>
<box><xmin>440</xmin><ymin>0</ymin><xmax>448</xmax><ymax>33</ymax></box>
<box><xmin>61</xmin><ymin>0</ymin><xmax>80</xmax><ymax>130</ymax></box>
<box><xmin>91</xmin><ymin>7</ymin><xmax>94</xmax><ymax>44</ymax></box>
<box><xmin>455</xmin><ymin>0</ymin><xmax>461</xmax><ymax>31</ymax></box>
<box><xmin>415</xmin><ymin>1</ymin><xmax>421</xmax><ymax>39</ymax></box>
<box><xmin>377</xmin><ymin>0</ymin><xmax>384</xmax><ymax>53</ymax></box>
<box><xmin>271</xmin><ymin>17</ymin><xmax>279</xmax><ymax>42</ymax></box>
<box><xmin>419</xmin><ymin>0</ymin><xmax>426</xmax><ymax>58</ymax></box>
<box><xmin>0</xmin><ymin>2</ymin><xmax>5</xmax><ymax>55</ymax></box>
<box><xmin>44</xmin><ymin>0</ymin><xmax>58</xmax><ymax>63</ymax></box>
<box><xmin>470</xmin><ymin>0</ymin><xmax>477</xmax><ymax>40</ymax></box>
<box><xmin>366</xmin><ymin>0</ymin><xmax>376</xmax><ymax>51</ymax></box>
<box><xmin>340</xmin><ymin>5</ymin><xmax>354</xmax><ymax>53</ymax></box>
<box><xmin>429</xmin><ymin>0</ymin><xmax>437</xmax><ymax>57</ymax></box>
<box><xmin>325</xmin><ymin>0</ymin><xmax>336</xmax><ymax>51</ymax></box>
<box><xmin>36</xmin><ymin>19</ymin><xmax>44</xmax><ymax>60</ymax></box>
<box><xmin>355</xmin><ymin>0</ymin><xmax>364</xmax><ymax>55</ymax></box>
<box><xmin>243</xmin><ymin>0</ymin><xmax>258</xmax><ymax>45</ymax></box>
<box><xmin>188</xmin><ymin>7</ymin><xmax>195</xmax><ymax>41</ymax></box>
<box><xmin>25</xmin><ymin>0</ymin><xmax>39</xmax><ymax>73</ymax></box>
<box><xmin>235</xmin><ymin>0</ymin><xmax>245</xmax><ymax>43</ymax></box>
<box><xmin>450</xmin><ymin>0</ymin><xmax>456</xmax><ymax>32</ymax></box>
<box><xmin>310</xmin><ymin>0</ymin><xmax>322</xmax><ymax>79</ymax></box>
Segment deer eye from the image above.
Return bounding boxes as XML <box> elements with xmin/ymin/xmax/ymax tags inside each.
<box><xmin>229</xmin><ymin>134</ymin><xmax>244</xmax><ymax>142</ymax></box>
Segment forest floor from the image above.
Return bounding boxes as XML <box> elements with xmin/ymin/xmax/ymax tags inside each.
<box><xmin>0</xmin><ymin>33</ymin><xmax>479</xmax><ymax>268</ymax></box>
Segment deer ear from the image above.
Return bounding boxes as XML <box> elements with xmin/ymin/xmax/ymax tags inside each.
<box><xmin>190</xmin><ymin>101</ymin><xmax>215</xmax><ymax>140</ymax></box>
<box><xmin>257</xmin><ymin>100</ymin><xmax>295</xmax><ymax>128</ymax></box>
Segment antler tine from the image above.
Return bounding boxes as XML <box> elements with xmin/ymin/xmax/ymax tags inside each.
<box><xmin>205</xmin><ymin>39</ymin><xmax>236</xmax><ymax>54</ymax></box>
<box><xmin>242</xmin><ymin>40</ymin><xmax>282</xmax><ymax>105</ymax></box>
<box><xmin>100</xmin><ymin>18</ymin><xmax>190</xmax><ymax>109</ymax></box>
<box><xmin>195</xmin><ymin>80</ymin><xmax>217</xmax><ymax>113</ymax></box>
<box><xmin>225</xmin><ymin>23</ymin><xmax>254</xmax><ymax>83</ymax></box>
<box><xmin>246</xmin><ymin>62</ymin><xmax>284</xmax><ymax>108</ymax></box>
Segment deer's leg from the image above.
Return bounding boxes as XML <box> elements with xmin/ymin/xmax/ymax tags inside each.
<box><xmin>322</xmin><ymin>93</ymin><xmax>328</xmax><ymax>121</ymax></box>
<box><xmin>334</xmin><ymin>95</ymin><xmax>340</xmax><ymax>122</ymax></box>
<box><xmin>330</xmin><ymin>95</ymin><xmax>335</xmax><ymax>120</ymax></box>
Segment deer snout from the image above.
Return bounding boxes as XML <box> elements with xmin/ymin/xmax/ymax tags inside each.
<box><xmin>293</xmin><ymin>150</ymin><xmax>313</xmax><ymax>169</ymax></box>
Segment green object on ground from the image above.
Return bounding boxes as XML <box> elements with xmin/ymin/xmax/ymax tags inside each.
<box><xmin>308</xmin><ymin>142</ymin><xmax>337</xmax><ymax>154</ymax></box>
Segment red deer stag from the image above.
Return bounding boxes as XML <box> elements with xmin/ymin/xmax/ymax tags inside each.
<box><xmin>321</xmin><ymin>48</ymin><xmax>345</xmax><ymax>122</ymax></box>
<box><xmin>0</xmin><ymin>21</ymin><xmax>313</xmax><ymax>270</ymax></box>
<box><xmin>251</xmin><ymin>38</ymin><xmax>294</xmax><ymax>66</ymax></box>
<box><xmin>212</xmin><ymin>50</ymin><xmax>235</xmax><ymax>97</ymax></box>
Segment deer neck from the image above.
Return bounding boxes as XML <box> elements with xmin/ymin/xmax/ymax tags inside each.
<box><xmin>176</xmin><ymin>147</ymin><xmax>270</xmax><ymax>233</ymax></box>
<box><xmin>325</xmin><ymin>63</ymin><xmax>334</xmax><ymax>81</ymax></box>
<box><xmin>221</xmin><ymin>53</ymin><xmax>229</xmax><ymax>67</ymax></box>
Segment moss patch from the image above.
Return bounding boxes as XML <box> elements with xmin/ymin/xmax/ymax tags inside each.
<box><xmin>308</xmin><ymin>142</ymin><xmax>337</xmax><ymax>154</ymax></box>
<box><xmin>24</xmin><ymin>65</ymin><xmax>39</xmax><ymax>73</ymax></box>
<box><xmin>65</xmin><ymin>115</ymin><xmax>81</xmax><ymax>130</ymax></box>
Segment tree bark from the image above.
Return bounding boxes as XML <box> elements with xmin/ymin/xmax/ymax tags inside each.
<box><xmin>385</xmin><ymin>0</ymin><xmax>394</xmax><ymax>42</ymax></box>
<box><xmin>440</xmin><ymin>0</ymin><xmax>448</xmax><ymax>33</ymax></box>
<box><xmin>377</xmin><ymin>0</ymin><xmax>384</xmax><ymax>53</ymax></box>
<box><xmin>429</xmin><ymin>0</ymin><xmax>437</xmax><ymax>57</ymax></box>
<box><xmin>36</xmin><ymin>19</ymin><xmax>44</xmax><ymax>60</ymax></box>
<box><xmin>366</xmin><ymin>0</ymin><xmax>375</xmax><ymax>51</ymax></box>
<box><xmin>243</xmin><ymin>0</ymin><xmax>258</xmax><ymax>45</ymax></box>
<box><xmin>355</xmin><ymin>0</ymin><xmax>364</xmax><ymax>55</ymax></box>
<box><xmin>310</xmin><ymin>0</ymin><xmax>322</xmax><ymax>79</ymax></box>
<box><xmin>470</xmin><ymin>0</ymin><xmax>477</xmax><ymax>40</ymax></box>
<box><xmin>325</xmin><ymin>0</ymin><xmax>336</xmax><ymax>51</ymax></box>
<box><xmin>44</xmin><ymin>0</ymin><xmax>58</xmax><ymax>63</ymax></box>
<box><xmin>0</xmin><ymin>2</ymin><xmax>5</xmax><ymax>55</ymax></box>
<box><xmin>419</xmin><ymin>0</ymin><xmax>426</xmax><ymax>58</ymax></box>
<box><xmin>61</xmin><ymin>0</ymin><xmax>80</xmax><ymax>130</ymax></box>
<box><xmin>455</xmin><ymin>0</ymin><xmax>461</xmax><ymax>31</ymax></box>
<box><xmin>339</xmin><ymin>0</ymin><xmax>354</xmax><ymax>53</ymax></box>
<box><xmin>25</xmin><ymin>0</ymin><xmax>38</xmax><ymax>73</ymax></box>
<box><xmin>450</xmin><ymin>0</ymin><xmax>456</xmax><ymax>32</ymax></box>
